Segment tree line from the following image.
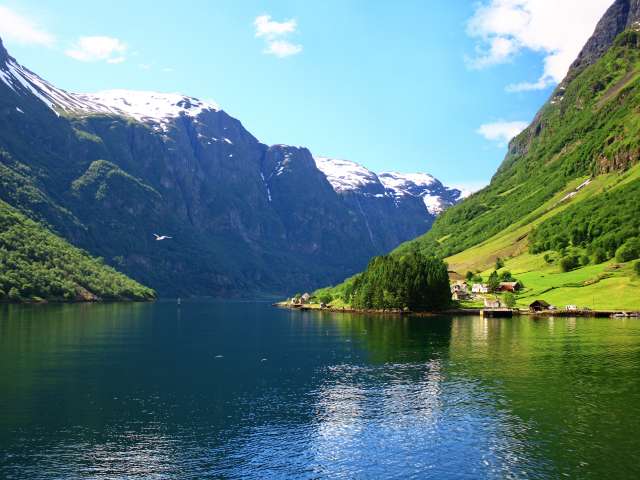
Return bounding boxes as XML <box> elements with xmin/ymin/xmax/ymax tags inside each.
<box><xmin>337</xmin><ymin>252</ymin><xmax>451</xmax><ymax>311</ymax></box>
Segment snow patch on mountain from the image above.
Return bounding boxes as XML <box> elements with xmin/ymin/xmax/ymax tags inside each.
<box><xmin>314</xmin><ymin>156</ymin><xmax>381</xmax><ymax>192</ymax></box>
<box><xmin>75</xmin><ymin>90</ymin><xmax>220</xmax><ymax>126</ymax></box>
<box><xmin>315</xmin><ymin>157</ymin><xmax>460</xmax><ymax>216</ymax></box>
<box><xmin>378</xmin><ymin>172</ymin><xmax>436</xmax><ymax>195</ymax></box>
<box><xmin>0</xmin><ymin>55</ymin><xmax>219</xmax><ymax>127</ymax></box>
<box><xmin>379</xmin><ymin>172</ymin><xmax>459</xmax><ymax>215</ymax></box>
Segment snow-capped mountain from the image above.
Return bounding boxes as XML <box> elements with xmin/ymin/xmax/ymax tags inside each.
<box><xmin>0</xmin><ymin>35</ymin><xmax>461</xmax><ymax>296</ymax></box>
<box><xmin>0</xmin><ymin>49</ymin><xmax>219</xmax><ymax>125</ymax></box>
<box><xmin>315</xmin><ymin>157</ymin><xmax>461</xmax><ymax>215</ymax></box>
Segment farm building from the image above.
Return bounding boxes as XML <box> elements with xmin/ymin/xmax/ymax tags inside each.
<box><xmin>529</xmin><ymin>300</ymin><xmax>551</xmax><ymax>312</ymax></box>
<box><xmin>472</xmin><ymin>284</ymin><xmax>489</xmax><ymax>294</ymax></box>
<box><xmin>498</xmin><ymin>281</ymin><xmax>521</xmax><ymax>292</ymax></box>
<box><xmin>451</xmin><ymin>281</ymin><xmax>468</xmax><ymax>293</ymax></box>
<box><xmin>452</xmin><ymin>291</ymin><xmax>470</xmax><ymax>301</ymax></box>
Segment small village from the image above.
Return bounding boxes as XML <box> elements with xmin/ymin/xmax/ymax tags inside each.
<box><xmin>282</xmin><ymin>279</ymin><xmax>639</xmax><ymax>318</ymax></box>
<box><xmin>447</xmin><ymin>280</ymin><xmax>631</xmax><ymax>317</ymax></box>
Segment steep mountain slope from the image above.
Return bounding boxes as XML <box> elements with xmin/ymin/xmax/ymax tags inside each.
<box><xmin>0</xmin><ymin>36</ymin><xmax>459</xmax><ymax>297</ymax></box>
<box><xmin>393</xmin><ymin>2</ymin><xmax>640</xmax><ymax>257</ymax></box>
<box><xmin>322</xmin><ymin>0</ymin><xmax>640</xmax><ymax>309</ymax></box>
<box><xmin>0</xmin><ymin>199</ymin><xmax>155</xmax><ymax>302</ymax></box>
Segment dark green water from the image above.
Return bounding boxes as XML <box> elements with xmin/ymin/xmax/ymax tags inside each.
<box><xmin>1</xmin><ymin>302</ymin><xmax>639</xmax><ymax>479</ymax></box>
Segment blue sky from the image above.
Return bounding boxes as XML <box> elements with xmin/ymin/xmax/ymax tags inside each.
<box><xmin>0</xmin><ymin>0</ymin><xmax>612</xmax><ymax>192</ymax></box>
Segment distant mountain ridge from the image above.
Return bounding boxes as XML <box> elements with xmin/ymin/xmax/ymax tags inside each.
<box><xmin>315</xmin><ymin>156</ymin><xmax>461</xmax><ymax>215</ymax></box>
<box><xmin>0</xmin><ymin>35</ymin><xmax>460</xmax><ymax>297</ymax></box>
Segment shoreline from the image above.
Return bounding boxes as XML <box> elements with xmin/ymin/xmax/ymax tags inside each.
<box><xmin>273</xmin><ymin>302</ymin><xmax>640</xmax><ymax>318</ymax></box>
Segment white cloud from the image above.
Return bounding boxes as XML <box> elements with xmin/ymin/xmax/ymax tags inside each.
<box><xmin>477</xmin><ymin>120</ymin><xmax>528</xmax><ymax>146</ymax></box>
<box><xmin>467</xmin><ymin>0</ymin><xmax>612</xmax><ymax>91</ymax></box>
<box><xmin>0</xmin><ymin>5</ymin><xmax>55</xmax><ymax>46</ymax></box>
<box><xmin>263</xmin><ymin>40</ymin><xmax>302</xmax><ymax>58</ymax></box>
<box><xmin>253</xmin><ymin>14</ymin><xmax>302</xmax><ymax>58</ymax></box>
<box><xmin>65</xmin><ymin>36</ymin><xmax>127</xmax><ymax>63</ymax></box>
<box><xmin>254</xmin><ymin>14</ymin><xmax>297</xmax><ymax>38</ymax></box>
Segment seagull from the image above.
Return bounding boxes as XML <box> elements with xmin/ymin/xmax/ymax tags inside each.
<box><xmin>153</xmin><ymin>233</ymin><xmax>172</xmax><ymax>241</ymax></box>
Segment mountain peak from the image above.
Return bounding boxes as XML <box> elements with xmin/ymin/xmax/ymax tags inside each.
<box><xmin>568</xmin><ymin>0</ymin><xmax>640</xmax><ymax>79</ymax></box>
<box><xmin>314</xmin><ymin>156</ymin><xmax>382</xmax><ymax>193</ymax></box>
<box><xmin>75</xmin><ymin>90</ymin><xmax>221</xmax><ymax>126</ymax></box>
<box><xmin>0</xmin><ymin>36</ymin><xmax>9</xmax><ymax>64</ymax></box>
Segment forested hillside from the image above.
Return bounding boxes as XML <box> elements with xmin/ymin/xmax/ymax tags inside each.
<box><xmin>0</xmin><ymin>199</ymin><xmax>155</xmax><ymax>302</ymax></box>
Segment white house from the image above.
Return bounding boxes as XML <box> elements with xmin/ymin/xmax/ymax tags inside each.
<box><xmin>472</xmin><ymin>284</ymin><xmax>489</xmax><ymax>294</ymax></box>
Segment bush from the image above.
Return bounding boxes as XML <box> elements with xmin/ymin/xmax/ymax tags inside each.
<box><xmin>317</xmin><ymin>293</ymin><xmax>333</xmax><ymax>304</ymax></box>
<box><xmin>580</xmin><ymin>255</ymin><xmax>590</xmax><ymax>266</ymax></box>
<box><xmin>635</xmin><ymin>261</ymin><xmax>640</xmax><ymax>276</ymax></box>
<box><xmin>560</xmin><ymin>256</ymin><xmax>580</xmax><ymax>272</ymax></box>
<box><xmin>615</xmin><ymin>238</ymin><xmax>640</xmax><ymax>263</ymax></box>
<box><xmin>465</xmin><ymin>271</ymin><xmax>474</xmax><ymax>281</ymax></box>
<box><xmin>503</xmin><ymin>292</ymin><xmax>516</xmax><ymax>308</ymax></box>
<box><xmin>499</xmin><ymin>270</ymin><xmax>514</xmax><ymax>281</ymax></box>
<box><xmin>495</xmin><ymin>257</ymin><xmax>505</xmax><ymax>270</ymax></box>
<box><xmin>592</xmin><ymin>247</ymin><xmax>608</xmax><ymax>264</ymax></box>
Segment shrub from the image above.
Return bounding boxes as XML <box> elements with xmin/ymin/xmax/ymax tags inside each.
<box><xmin>592</xmin><ymin>248</ymin><xmax>608</xmax><ymax>264</ymax></box>
<box><xmin>560</xmin><ymin>256</ymin><xmax>579</xmax><ymax>272</ymax></box>
<box><xmin>495</xmin><ymin>257</ymin><xmax>505</xmax><ymax>270</ymax></box>
<box><xmin>635</xmin><ymin>261</ymin><xmax>640</xmax><ymax>276</ymax></box>
<box><xmin>499</xmin><ymin>270</ymin><xmax>514</xmax><ymax>281</ymax></box>
<box><xmin>580</xmin><ymin>255</ymin><xmax>590</xmax><ymax>266</ymax></box>
<box><xmin>615</xmin><ymin>238</ymin><xmax>640</xmax><ymax>263</ymax></box>
<box><xmin>318</xmin><ymin>293</ymin><xmax>333</xmax><ymax>304</ymax></box>
<box><xmin>503</xmin><ymin>292</ymin><xmax>516</xmax><ymax>308</ymax></box>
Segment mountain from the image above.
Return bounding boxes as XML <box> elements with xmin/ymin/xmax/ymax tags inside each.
<box><xmin>314</xmin><ymin>156</ymin><xmax>460</xmax><ymax>251</ymax></box>
<box><xmin>321</xmin><ymin>0</ymin><xmax>640</xmax><ymax>311</ymax></box>
<box><xmin>0</xmin><ymin>36</ymin><xmax>460</xmax><ymax>297</ymax></box>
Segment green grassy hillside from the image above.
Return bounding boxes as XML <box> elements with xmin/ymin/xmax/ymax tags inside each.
<box><xmin>398</xmin><ymin>29</ymin><xmax>640</xmax><ymax>261</ymax></box>
<box><xmin>320</xmin><ymin>28</ymin><xmax>640</xmax><ymax>310</ymax></box>
<box><xmin>0</xmin><ymin>199</ymin><xmax>155</xmax><ymax>303</ymax></box>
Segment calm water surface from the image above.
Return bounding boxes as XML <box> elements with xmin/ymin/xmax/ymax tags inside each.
<box><xmin>1</xmin><ymin>301</ymin><xmax>639</xmax><ymax>479</ymax></box>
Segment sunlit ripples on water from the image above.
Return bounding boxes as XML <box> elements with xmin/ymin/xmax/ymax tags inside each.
<box><xmin>1</xmin><ymin>303</ymin><xmax>640</xmax><ymax>479</ymax></box>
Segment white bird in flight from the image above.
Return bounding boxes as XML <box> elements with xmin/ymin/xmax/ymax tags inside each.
<box><xmin>153</xmin><ymin>233</ymin><xmax>172</xmax><ymax>241</ymax></box>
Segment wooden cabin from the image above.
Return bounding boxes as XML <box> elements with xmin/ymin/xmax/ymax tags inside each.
<box><xmin>529</xmin><ymin>300</ymin><xmax>551</xmax><ymax>312</ymax></box>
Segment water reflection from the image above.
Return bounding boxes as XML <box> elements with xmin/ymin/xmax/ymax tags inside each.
<box><xmin>1</xmin><ymin>304</ymin><xmax>639</xmax><ymax>479</ymax></box>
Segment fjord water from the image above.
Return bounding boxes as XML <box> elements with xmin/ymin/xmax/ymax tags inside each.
<box><xmin>1</xmin><ymin>303</ymin><xmax>639</xmax><ymax>479</ymax></box>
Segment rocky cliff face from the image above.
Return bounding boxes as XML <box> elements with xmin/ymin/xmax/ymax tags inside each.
<box><xmin>0</xmin><ymin>38</ymin><xmax>460</xmax><ymax>296</ymax></box>
<box><xmin>568</xmin><ymin>0</ymin><xmax>640</xmax><ymax>78</ymax></box>
<box><xmin>314</xmin><ymin>157</ymin><xmax>461</xmax><ymax>251</ymax></box>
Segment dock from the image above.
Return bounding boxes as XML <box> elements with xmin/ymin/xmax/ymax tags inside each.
<box><xmin>480</xmin><ymin>309</ymin><xmax>513</xmax><ymax>318</ymax></box>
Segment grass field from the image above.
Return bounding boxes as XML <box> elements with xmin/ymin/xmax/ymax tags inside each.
<box><xmin>468</xmin><ymin>254</ymin><xmax>640</xmax><ymax>310</ymax></box>
<box><xmin>447</xmin><ymin>165</ymin><xmax>640</xmax><ymax>311</ymax></box>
